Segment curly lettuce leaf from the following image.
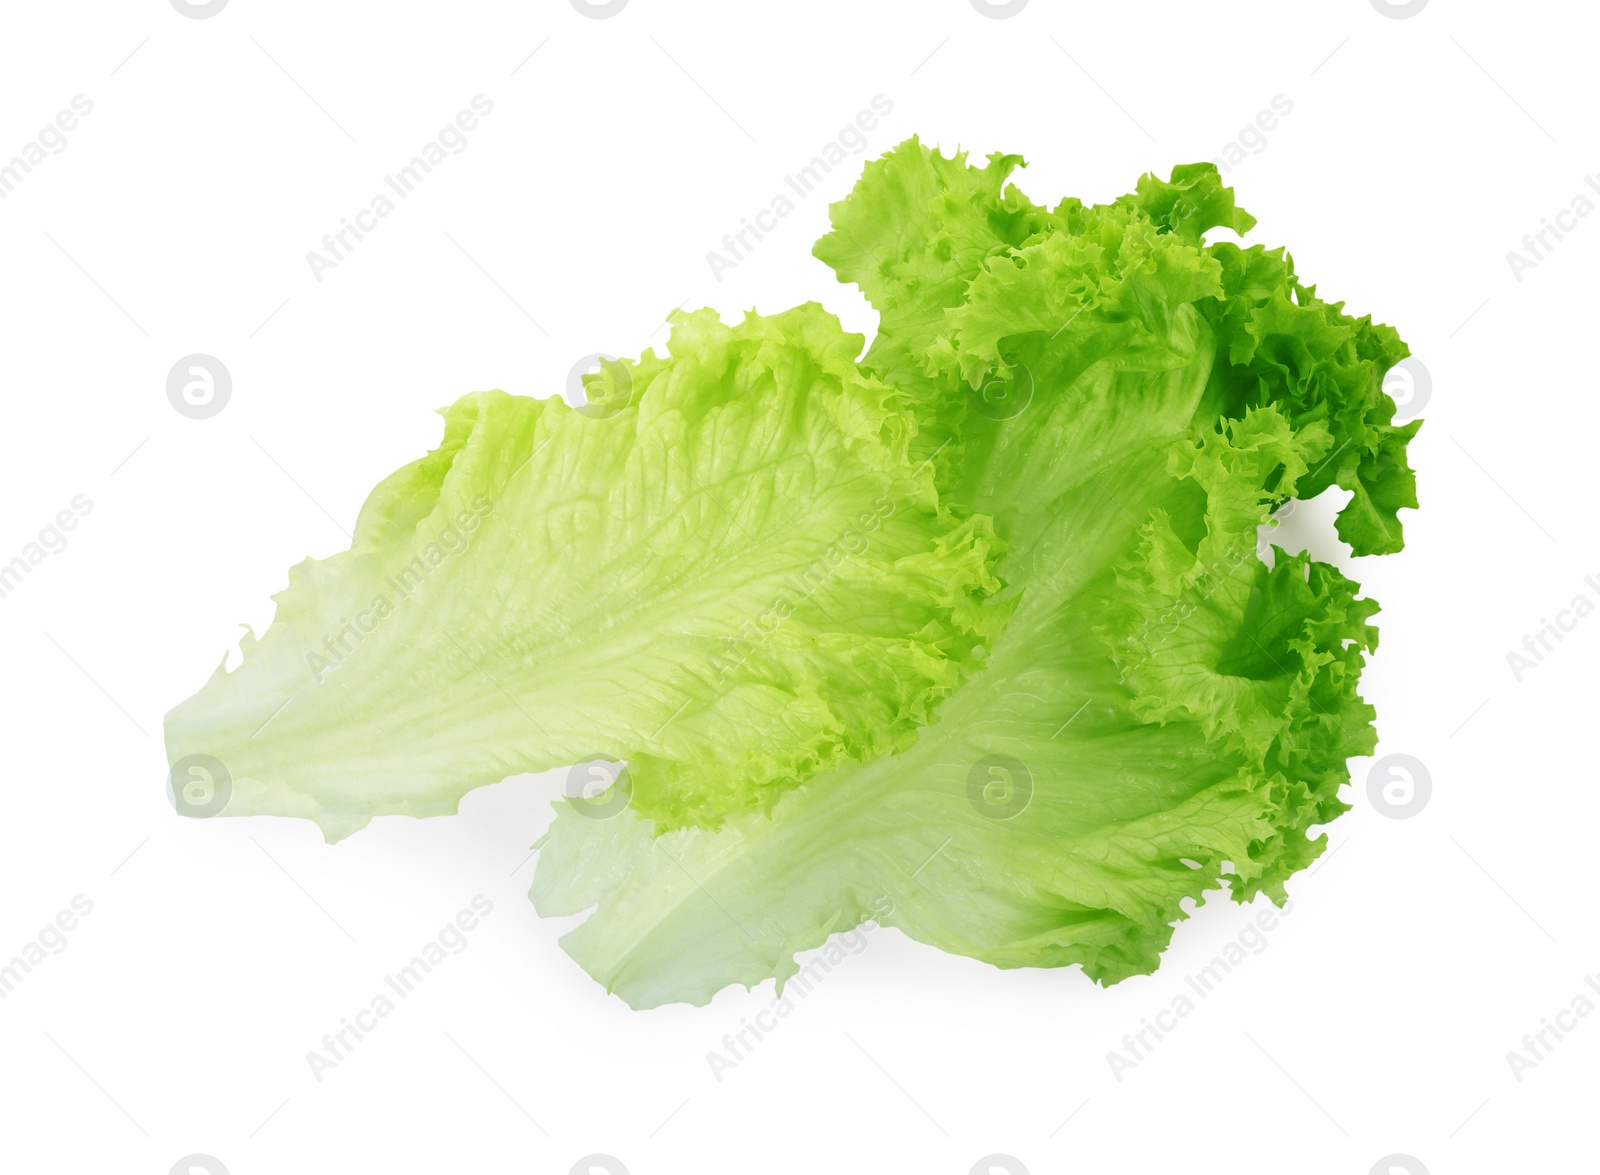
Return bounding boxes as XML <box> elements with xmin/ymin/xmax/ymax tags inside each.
<box><xmin>530</xmin><ymin>145</ymin><xmax>1416</xmax><ymax>1007</ymax></box>
<box><xmin>1200</xmin><ymin>242</ymin><xmax>1419</xmax><ymax>555</ymax></box>
<box><xmin>165</xmin><ymin>304</ymin><xmax>1001</xmax><ymax>840</ymax></box>
<box><xmin>811</xmin><ymin>136</ymin><xmax>1046</xmax><ymax>483</ymax></box>
<box><xmin>166</xmin><ymin>136</ymin><xmax>1418</xmax><ymax>1009</ymax></box>
<box><xmin>816</xmin><ymin>137</ymin><xmax>1416</xmax><ymax>553</ymax></box>
<box><xmin>531</xmin><ymin>401</ymin><xmax>1374</xmax><ymax>1007</ymax></box>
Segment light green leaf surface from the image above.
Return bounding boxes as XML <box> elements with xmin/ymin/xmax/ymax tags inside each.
<box><xmin>530</xmin><ymin>141</ymin><xmax>1414</xmax><ymax>1007</ymax></box>
<box><xmin>166</xmin><ymin>305</ymin><xmax>1000</xmax><ymax>840</ymax></box>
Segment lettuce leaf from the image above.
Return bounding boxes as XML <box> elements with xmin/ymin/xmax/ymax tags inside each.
<box><xmin>165</xmin><ymin>304</ymin><xmax>1001</xmax><ymax>840</ymax></box>
<box><xmin>166</xmin><ymin>138</ymin><xmax>1418</xmax><ymax>1009</ymax></box>
<box><xmin>528</xmin><ymin>141</ymin><xmax>1416</xmax><ymax>1007</ymax></box>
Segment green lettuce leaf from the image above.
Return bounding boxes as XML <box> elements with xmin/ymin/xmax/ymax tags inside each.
<box><xmin>529</xmin><ymin>142</ymin><xmax>1416</xmax><ymax>1007</ymax></box>
<box><xmin>165</xmin><ymin>304</ymin><xmax>1001</xmax><ymax>840</ymax></box>
<box><xmin>530</xmin><ymin>400</ymin><xmax>1376</xmax><ymax>1007</ymax></box>
<box><xmin>166</xmin><ymin>136</ymin><xmax>1418</xmax><ymax>1010</ymax></box>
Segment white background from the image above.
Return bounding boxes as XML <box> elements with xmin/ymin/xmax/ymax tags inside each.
<box><xmin>0</xmin><ymin>1</ymin><xmax>1593</xmax><ymax>1172</ymax></box>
